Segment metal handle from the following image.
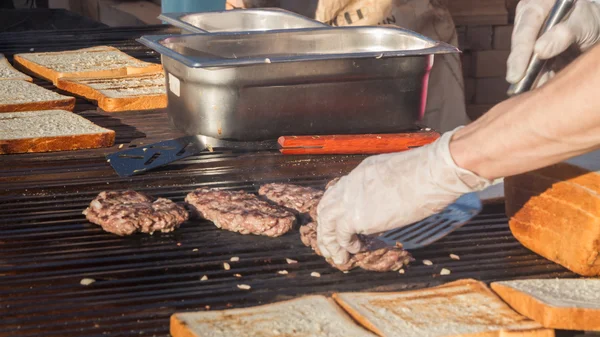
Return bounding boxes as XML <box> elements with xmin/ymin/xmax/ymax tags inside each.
<box><xmin>507</xmin><ymin>0</ymin><xmax>577</xmax><ymax>96</ymax></box>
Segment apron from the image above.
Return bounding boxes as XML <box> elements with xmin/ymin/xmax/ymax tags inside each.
<box><xmin>228</xmin><ymin>0</ymin><xmax>470</xmax><ymax>132</ymax></box>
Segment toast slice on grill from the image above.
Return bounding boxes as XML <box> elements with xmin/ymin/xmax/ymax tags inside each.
<box><xmin>170</xmin><ymin>295</ymin><xmax>376</xmax><ymax>337</ymax></box>
<box><xmin>56</xmin><ymin>72</ymin><xmax>167</xmax><ymax>112</ymax></box>
<box><xmin>13</xmin><ymin>46</ymin><xmax>162</xmax><ymax>85</ymax></box>
<box><xmin>333</xmin><ymin>279</ymin><xmax>554</xmax><ymax>337</ymax></box>
<box><xmin>0</xmin><ymin>54</ymin><xmax>32</xmax><ymax>81</ymax></box>
<box><xmin>491</xmin><ymin>279</ymin><xmax>600</xmax><ymax>331</ymax></box>
<box><xmin>0</xmin><ymin>80</ymin><xmax>75</xmax><ymax>113</ymax></box>
<box><xmin>0</xmin><ymin>109</ymin><xmax>115</xmax><ymax>154</ymax></box>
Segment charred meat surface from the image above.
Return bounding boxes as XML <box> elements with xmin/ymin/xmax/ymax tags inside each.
<box><xmin>300</xmin><ymin>222</ymin><xmax>413</xmax><ymax>272</ymax></box>
<box><xmin>258</xmin><ymin>183</ymin><xmax>323</xmax><ymax>220</ymax></box>
<box><xmin>83</xmin><ymin>190</ymin><xmax>189</xmax><ymax>236</ymax></box>
<box><xmin>185</xmin><ymin>188</ymin><xmax>296</xmax><ymax>237</ymax></box>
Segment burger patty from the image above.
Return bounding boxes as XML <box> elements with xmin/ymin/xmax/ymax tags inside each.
<box><xmin>185</xmin><ymin>188</ymin><xmax>296</xmax><ymax>237</ymax></box>
<box><xmin>83</xmin><ymin>190</ymin><xmax>189</xmax><ymax>236</ymax></box>
<box><xmin>258</xmin><ymin>183</ymin><xmax>323</xmax><ymax>221</ymax></box>
<box><xmin>300</xmin><ymin>222</ymin><xmax>413</xmax><ymax>272</ymax></box>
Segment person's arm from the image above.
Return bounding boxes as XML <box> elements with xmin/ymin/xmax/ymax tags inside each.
<box><xmin>316</xmin><ymin>43</ymin><xmax>600</xmax><ymax>265</ymax></box>
<box><xmin>452</xmin><ymin>42</ymin><xmax>600</xmax><ymax>180</ymax></box>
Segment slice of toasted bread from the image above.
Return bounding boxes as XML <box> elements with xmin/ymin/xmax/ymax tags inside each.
<box><xmin>0</xmin><ymin>80</ymin><xmax>75</xmax><ymax>113</ymax></box>
<box><xmin>56</xmin><ymin>72</ymin><xmax>166</xmax><ymax>112</ymax></box>
<box><xmin>491</xmin><ymin>279</ymin><xmax>600</xmax><ymax>331</ymax></box>
<box><xmin>170</xmin><ymin>295</ymin><xmax>376</xmax><ymax>337</ymax></box>
<box><xmin>333</xmin><ymin>279</ymin><xmax>554</xmax><ymax>337</ymax></box>
<box><xmin>504</xmin><ymin>151</ymin><xmax>600</xmax><ymax>276</ymax></box>
<box><xmin>0</xmin><ymin>110</ymin><xmax>115</xmax><ymax>154</ymax></box>
<box><xmin>13</xmin><ymin>46</ymin><xmax>162</xmax><ymax>85</ymax></box>
<box><xmin>0</xmin><ymin>54</ymin><xmax>32</xmax><ymax>81</ymax></box>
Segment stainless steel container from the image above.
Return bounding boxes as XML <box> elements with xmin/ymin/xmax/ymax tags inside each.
<box><xmin>139</xmin><ymin>26</ymin><xmax>459</xmax><ymax>140</ymax></box>
<box><xmin>158</xmin><ymin>8</ymin><xmax>327</xmax><ymax>34</ymax></box>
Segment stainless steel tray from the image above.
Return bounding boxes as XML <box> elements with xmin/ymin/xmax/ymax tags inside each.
<box><xmin>158</xmin><ymin>8</ymin><xmax>327</xmax><ymax>34</ymax></box>
<box><xmin>139</xmin><ymin>26</ymin><xmax>459</xmax><ymax>140</ymax></box>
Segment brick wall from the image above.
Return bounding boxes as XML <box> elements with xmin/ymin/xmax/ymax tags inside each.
<box><xmin>449</xmin><ymin>0</ymin><xmax>516</xmax><ymax>120</ymax></box>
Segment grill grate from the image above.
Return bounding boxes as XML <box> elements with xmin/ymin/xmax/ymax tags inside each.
<box><xmin>0</xmin><ymin>25</ymin><xmax>577</xmax><ymax>337</ymax></box>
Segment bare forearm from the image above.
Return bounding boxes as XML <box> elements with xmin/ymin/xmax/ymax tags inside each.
<box><xmin>450</xmin><ymin>44</ymin><xmax>600</xmax><ymax>180</ymax></box>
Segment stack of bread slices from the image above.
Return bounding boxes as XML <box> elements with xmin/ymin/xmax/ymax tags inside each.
<box><xmin>1</xmin><ymin>46</ymin><xmax>167</xmax><ymax>154</ymax></box>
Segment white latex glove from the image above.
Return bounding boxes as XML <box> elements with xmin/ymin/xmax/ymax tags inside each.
<box><xmin>506</xmin><ymin>0</ymin><xmax>600</xmax><ymax>87</ymax></box>
<box><xmin>316</xmin><ymin>128</ymin><xmax>492</xmax><ymax>265</ymax></box>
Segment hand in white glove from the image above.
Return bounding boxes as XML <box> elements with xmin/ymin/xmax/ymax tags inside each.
<box><xmin>316</xmin><ymin>128</ymin><xmax>492</xmax><ymax>265</ymax></box>
<box><xmin>506</xmin><ymin>0</ymin><xmax>600</xmax><ymax>86</ymax></box>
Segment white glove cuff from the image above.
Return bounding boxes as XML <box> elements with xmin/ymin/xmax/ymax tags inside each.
<box><xmin>434</xmin><ymin>127</ymin><xmax>492</xmax><ymax>192</ymax></box>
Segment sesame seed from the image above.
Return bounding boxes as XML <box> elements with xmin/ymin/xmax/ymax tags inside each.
<box><xmin>398</xmin><ymin>269</ymin><xmax>405</xmax><ymax>274</ymax></box>
<box><xmin>234</xmin><ymin>274</ymin><xmax>242</xmax><ymax>278</ymax></box>
<box><xmin>230</xmin><ymin>257</ymin><xmax>240</xmax><ymax>262</ymax></box>
<box><xmin>286</xmin><ymin>258</ymin><xmax>298</xmax><ymax>264</ymax></box>
<box><xmin>223</xmin><ymin>262</ymin><xmax>231</xmax><ymax>270</ymax></box>
<box><xmin>200</xmin><ymin>275</ymin><xmax>208</xmax><ymax>281</ymax></box>
<box><xmin>449</xmin><ymin>254</ymin><xmax>460</xmax><ymax>260</ymax></box>
<box><xmin>277</xmin><ymin>270</ymin><xmax>288</xmax><ymax>275</ymax></box>
<box><xmin>440</xmin><ymin>268</ymin><xmax>451</xmax><ymax>276</ymax></box>
<box><xmin>311</xmin><ymin>272</ymin><xmax>321</xmax><ymax>278</ymax></box>
<box><xmin>422</xmin><ymin>260</ymin><xmax>433</xmax><ymax>266</ymax></box>
<box><xmin>237</xmin><ymin>284</ymin><xmax>251</xmax><ymax>290</ymax></box>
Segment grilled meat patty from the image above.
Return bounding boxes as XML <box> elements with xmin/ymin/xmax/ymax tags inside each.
<box><xmin>300</xmin><ymin>221</ymin><xmax>413</xmax><ymax>272</ymax></box>
<box><xmin>185</xmin><ymin>188</ymin><xmax>296</xmax><ymax>237</ymax></box>
<box><xmin>282</xmin><ymin>178</ymin><xmax>413</xmax><ymax>272</ymax></box>
<box><xmin>258</xmin><ymin>183</ymin><xmax>323</xmax><ymax>221</ymax></box>
<box><xmin>83</xmin><ymin>190</ymin><xmax>189</xmax><ymax>236</ymax></box>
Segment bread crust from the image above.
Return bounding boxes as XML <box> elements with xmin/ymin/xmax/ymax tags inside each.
<box><xmin>57</xmin><ymin>75</ymin><xmax>166</xmax><ymax>112</ymax></box>
<box><xmin>505</xmin><ymin>169</ymin><xmax>600</xmax><ymax>276</ymax></box>
<box><xmin>170</xmin><ymin>315</ymin><xmax>198</xmax><ymax>337</ymax></box>
<box><xmin>0</xmin><ymin>131</ymin><xmax>115</xmax><ymax>154</ymax></box>
<box><xmin>333</xmin><ymin>280</ymin><xmax>554</xmax><ymax>337</ymax></box>
<box><xmin>332</xmin><ymin>293</ymin><xmax>385</xmax><ymax>336</ymax></box>
<box><xmin>0</xmin><ymin>97</ymin><xmax>75</xmax><ymax>113</ymax></box>
<box><xmin>491</xmin><ymin>282</ymin><xmax>600</xmax><ymax>331</ymax></box>
<box><xmin>13</xmin><ymin>46</ymin><xmax>162</xmax><ymax>85</ymax></box>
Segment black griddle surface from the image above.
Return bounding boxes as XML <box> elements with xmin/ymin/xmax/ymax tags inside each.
<box><xmin>0</xmin><ymin>25</ymin><xmax>578</xmax><ymax>337</ymax></box>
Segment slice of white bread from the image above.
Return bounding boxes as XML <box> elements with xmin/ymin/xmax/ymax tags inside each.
<box><xmin>13</xmin><ymin>46</ymin><xmax>162</xmax><ymax>85</ymax></box>
<box><xmin>504</xmin><ymin>150</ymin><xmax>600</xmax><ymax>276</ymax></box>
<box><xmin>0</xmin><ymin>110</ymin><xmax>115</xmax><ymax>154</ymax></box>
<box><xmin>170</xmin><ymin>295</ymin><xmax>376</xmax><ymax>337</ymax></box>
<box><xmin>333</xmin><ymin>279</ymin><xmax>553</xmax><ymax>337</ymax></box>
<box><xmin>56</xmin><ymin>72</ymin><xmax>167</xmax><ymax>112</ymax></box>
<box><xmin>0</xmin><ymin>54</ymin><xmax>32</xmax><ymax>81</ymax></box>
<box><xmin>0</xmin><ymin>80</ymin><xmax>75</xmax><ymax>113</ymax></box>
<box><xmin>491</xmin><ymin>279</ymin><xmax>600</xmax><ymax>331</ymax></box>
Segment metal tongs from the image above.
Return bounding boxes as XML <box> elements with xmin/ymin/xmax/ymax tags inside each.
<box><xmin>507</xmin><ymin>0</ymin><xmax>577</xmax><ymax>96</ymax></box>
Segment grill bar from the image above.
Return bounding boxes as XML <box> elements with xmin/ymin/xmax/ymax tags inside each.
<box><xmin>0</xmin><ymin>25</ymin><xmax>577</xmax><ymax>337</ymax></box>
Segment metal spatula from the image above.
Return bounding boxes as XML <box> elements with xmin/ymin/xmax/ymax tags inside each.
<box><xmin>106</xmin><ymin>131</ymin><xmax>440</xmax><ymax>177</ymax></box>
<box><xmin>378</xmin><ymin>192</ymin><xmax>482</xmax><ymax>250</ymax></box>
